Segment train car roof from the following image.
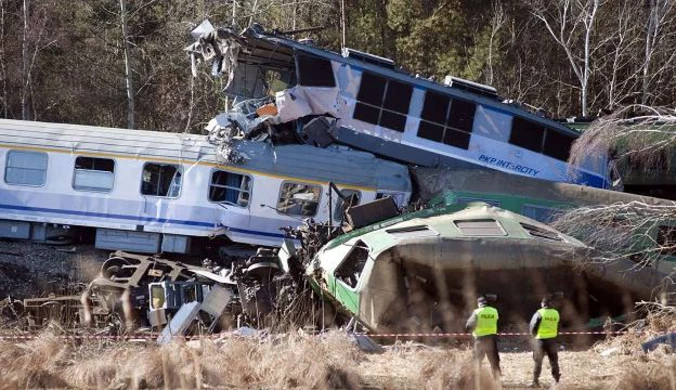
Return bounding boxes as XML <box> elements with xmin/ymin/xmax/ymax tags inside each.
<box><xmin>0</xmin><ymin>119</ymin><xmax>411</xmax><ymax>192</ymax></box>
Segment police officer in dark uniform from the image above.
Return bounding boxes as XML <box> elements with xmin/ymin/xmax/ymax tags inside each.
<box><xmin>529</xmin><ymin>296</ymin><xmax>561</xmax><ymax>387</ymax></box>
<box><xmin>466</xmin><ymin>296</ymin><xmax>501</xmax><ymax>379</ymax></box>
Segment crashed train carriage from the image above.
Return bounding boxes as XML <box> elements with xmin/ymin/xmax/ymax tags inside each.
<box><xmin>0</xmin><ymin>119</ymin><xmax>412</xmax><ymax>254</ymax></box>
<box><xmin>188</xmin><ymin>22</ymin><xmax>612</xmax><ymax>188</ymax></box>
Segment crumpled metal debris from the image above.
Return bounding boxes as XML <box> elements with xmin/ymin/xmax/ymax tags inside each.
<box><xmin>185</xmin><ymin>21</ymin><xmax>243</xmax><ymax>86</ymax></box>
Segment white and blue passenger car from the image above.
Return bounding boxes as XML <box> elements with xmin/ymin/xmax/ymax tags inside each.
<box><xmin>0</xmin><ymin>119</ymin><xmax>411</xmax><ymax>254</ymax></box>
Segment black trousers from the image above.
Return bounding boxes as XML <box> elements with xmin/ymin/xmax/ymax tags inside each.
<box><xmin>533</xmin><ymin>338</ymin><xmax>560</xmax><ymax>382</ymax></box>
<box><xmin>473</xmin><ymin>335</ymin><xmax>501</xmax><ymax>376</ymax></box>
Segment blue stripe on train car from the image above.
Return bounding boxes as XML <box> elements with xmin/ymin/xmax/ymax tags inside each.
<box><xmin>0</xmin><ymin>203</ymin><xmax>286</xmax><ymax>239</ymax></box>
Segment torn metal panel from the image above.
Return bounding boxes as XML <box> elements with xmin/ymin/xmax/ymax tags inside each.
<box><xmin>276</xmin><ymin>86</ymin><xmax>340</xmax><ymax>122</ymax></box>
<box><xmin>345</xmin><ymin>197</ymin><xmax>400</xmax><ymax>230</ymax></box>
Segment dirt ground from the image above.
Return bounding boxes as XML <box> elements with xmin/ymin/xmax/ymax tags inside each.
<box><xmin>360</xmin><ymin>347</ymin><xmax>628</xmax><ymax>389</ymax></box>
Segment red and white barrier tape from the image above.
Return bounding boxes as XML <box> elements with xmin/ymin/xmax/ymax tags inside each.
<box><xmin>367</xmin><ymin>330</ymin><xmax>628</xmax><ymax>338</ymax></box>
<box><xmin>0</xmin><ymin>330</ymin><xmax>629</xmax><ymax>341</ymax></box>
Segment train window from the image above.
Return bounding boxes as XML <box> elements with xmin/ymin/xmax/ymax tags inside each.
<box><xmin>333</xmin><ymin>189</ymin><xmax>361</xmax><ymax>221</ymax></box>
<box><xmin>543</xmin><ymin>130</ymin><xmax>576</xmax><ymax>161</ymax></box>
<box><xmin>454</xmin><ymin>219</ymin><xmax>506</xmax><ymax>236</ymax></box>
<box><xmin>335</xmin><ymin>241</ymin><xmax>369</xmax><ymax>289</ymax></box>
<box><xmin>447</xmin><ymin>99</ymin><xmax>476</xmax><ymax>133</ymax></box>
<box><xmin>443</xmin><ymin>129</ymin><xmax>471</xmax><ymax>149</ymax></box>
<box><xmin>420</xmin><ymin>91</ymin><xmax>450</xmax><ymax>124</ymax></box>
<box><xmin>141</xmin><ymin>163</ymin><xmax>182</xmax><ymax>198</ymax></box>
<box><xmin>277</xmin><ymin>182</ymin><xmax>322</xmax><ymax>217</ymax></box>
<box><xmin>353</xmin><ymin>71</ymin><xmax>412</xmax><ymax>132</ymax></box>
<box><xmin>509</xmin><ymin>117</ymin><xmax>545</xmax><ymax>153</ymax></box>
<box><xmin>4</xmin><ymin>150</ymin><xmax>48</xmax><ymax>186</ymax></box>
<box><xmin>72</xmin><ymin>156</ymin><xmax>115</xmax><ymax>192</ymax></box>
<box><xmin>456</xmin><ymin>197</ymin><xmax>501</xmax><ymax>207</ymax></box>
<box><xmin>209</xmin><ymin>170</ymin><xmax>251</xmax><ymax>207</ymax></box>
<box><xmin>296</xmin><ymin>54</ymin><xmax>336</xmax><ymax>87</ymax></box>
<box><xmin>521</xmin><ymin>223</ymin><xmax>564</xmax><ymax>242</ymax></box>
<box><xmin>417</xmin><ymin>91</ymin><xmax>475</xmax><ymax>150</ymax></box>
<box><xmin>386</xmin><ymin>225</ymin><xmax>439</xmax><ymax>239</ymax></box>
<box><xmin>376</xmin><ymin>192</ymin><xmax>406</xmax><ymax>208</ymax></box>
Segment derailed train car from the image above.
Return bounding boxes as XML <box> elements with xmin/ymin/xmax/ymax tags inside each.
<box><xmin>0</xmin><ymin>119</ymin><xmax>411</xmax><ymax>254</ymax></box>
<box><xmin>187</xmin><ymin>21</ymin><xmax>612</xmax><ymax>188</ymax></box>
<box><xmin>301</xmin><ymin>202</ymin><xmax>673</xmax><ymax>333</ymax></box>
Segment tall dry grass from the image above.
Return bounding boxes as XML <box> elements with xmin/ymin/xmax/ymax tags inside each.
<box><xmin>415</xmin><ymin>350</ymin><xmax>499</xmax><ymax>390</ymax></box>
<box><xmin>0</xmin><ymin>331</ymin><xmax>363</xmax><ymax>390</ymax></box>
<box><xmin>610</xmin><ymin>355</ymin><xmax>676</xmax><ymax>390</ymax></box>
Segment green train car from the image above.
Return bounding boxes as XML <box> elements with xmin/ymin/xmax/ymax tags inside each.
<box><xmin>304</xmin><ymin>202</ymin><xmax>672</xmax><ymax>333</ymax></box>
<box><xmin>417</xmin><ymin>168</ymin><xmax>676</xmax><ymax>273</ymax></box>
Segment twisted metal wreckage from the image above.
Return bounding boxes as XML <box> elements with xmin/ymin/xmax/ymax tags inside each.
<box><xmin>3</xmin><ymin>21</ymin><xmax>676</xmax><ymax>341</ymax></box>
<box><xmin>4</xmin><ymin>195</ymin><xmax>675</xmax><ymax>341</ymax></box>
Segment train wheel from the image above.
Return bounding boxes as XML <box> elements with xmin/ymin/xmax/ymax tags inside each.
<box><xmin>101</xmin><ymin>257</ymin><xmax>131</xmax><ymax>280</ymax></box>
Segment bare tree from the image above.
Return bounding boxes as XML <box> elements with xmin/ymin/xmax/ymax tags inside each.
<box><xmin>594</xmin><ymin>0</ymin><xmax>642</xmax><ymax>109</ymax></box>
<box><xmin>641</xmin><ymin>0</ymin><xmax>676</xmax><ymax>105</ymax></box>
<box><xmin>21</xmin><ymin>0</ymin><xmax>30</xmax><ymax>120</ymax></box>
<box><xmin>486</xmin><ymin>0</ymin><xmax>506</xmax><ymax>85</ymax></box>
<box><xmin>0</xmin><ymin>0</ymin><xmax>6</xmax><ymax>118</ymax></box>
<box><xmin>530</xmin><ymin>0</ymin><xmax>605</xmax><ymax>116</ymax></box>
<box><xmin>119</xmin><ymin>0</ymin><xmax>135</xmax><ymax>129</ymax></box>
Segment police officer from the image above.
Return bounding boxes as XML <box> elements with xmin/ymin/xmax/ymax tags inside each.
<box><xmin>529</xmin><ymin>296</ymin><xmax>561</xmax><ymax>387</ymax></box>
<box><xmin>466</xmin><ymin>296</ymin><xmax>501</xmax><ymax>378</ymax></box>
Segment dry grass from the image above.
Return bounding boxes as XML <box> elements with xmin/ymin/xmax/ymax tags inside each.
<box><xmin>416</xmin><ymin>350</ymin><xmax>498</xmax><ymax>390</ymax></box>
<box><xmin>0</xmin><ymin>331</ymin><xmax>364</xmax><ymax>390</ymax></box>
<box><xmin>4</xmin><ymin>331</ymin><xmax>676</xmax><ymax>389</ymax></box>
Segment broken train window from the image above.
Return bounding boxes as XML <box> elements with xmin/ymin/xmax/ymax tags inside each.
<box><xmin>333</xmin><ymin>189</ymin><xmax>361</xmax><ymax>221</ymax></box>
<box><xmin>141</xmin><ymin>163</ymin><xmax>182</xmax><ymax>198</ymax></box>
<box><xmin>353</xmin><ymin>71</ymin><xmax>413</xmax><ymax>132</ymax></box>
<box><xmin>417</xmin><ymin>91</ymin><xmax>476</xmax><ymax>150</ymax></box>
<box><xmin>296</xmin><ymin>53</ymin><xmax>336</xmax><ymax>87</ymax></box>
<box><xmin>335</xmin><ymin>241</ymin><xmax>369</xmax><ymax>289</ymax></box>
<box><xmin>209</xmin><ymin>169</ymin><xmax>251</xmax><ymax>207</ymax></box>
<box><xmin>277</xmin><ymin>182</ymin><xmax>322</xmax><ymax>217</ymax></box>
<box><xmin>73</xmin><ymin>156</ymin><xmax>115</xmax><ymax>192</ymax></box>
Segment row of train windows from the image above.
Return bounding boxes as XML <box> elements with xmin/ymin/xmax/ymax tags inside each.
<box><xmin>352</xmin><ymin>71</ymin><xmax>574</xmax><ymax>160</ymax></box>
<box><xmin>2</xmin><ymin>151</ymin><xmax>361</xmax><ymax>218</ymax></box>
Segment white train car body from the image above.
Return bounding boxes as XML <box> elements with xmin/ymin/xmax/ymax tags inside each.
<box><xmin>0</xmin><ymin>119</ymin><xmax>412</xmax><ymax>253</ymax></box>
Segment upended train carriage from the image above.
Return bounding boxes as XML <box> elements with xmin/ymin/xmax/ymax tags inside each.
<box><xmin>0</xmin><ymin>119</ymin><xmax>411</xmax><ymax>254</ymax></box>
<box><xmin>188</xmin><ymin>23</ymin><xmax>612</xmax><ymax>188</ymax></box>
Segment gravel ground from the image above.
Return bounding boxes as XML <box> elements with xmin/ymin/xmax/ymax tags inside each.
<box><xmin>0</xmin><ymin>240</ymin><xmax>107</xmax><ymax>299</ymax></box>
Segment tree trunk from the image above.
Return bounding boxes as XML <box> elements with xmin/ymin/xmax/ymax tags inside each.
<box><xmin>119</xmin><ymin>0</ymin><xmax>134</xmax><ymax>129</ymax></box>
<box><xmin>21</xmin><ymin>0</ymin><xmax>30</xmax><ymax>120</ymax></box>
<box><xmin>642</xmin><ymin>0</ymin><xmax>659</xmax><ymax>105</ymax></box>
<box><xmin>0</xmin><ymin>0</ymin><xmax>7</xmax><ymax>118</ymax></box>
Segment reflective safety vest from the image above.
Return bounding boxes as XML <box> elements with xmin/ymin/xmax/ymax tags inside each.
<box><xmin>472</xmin><ymin>306</ymin><xmax>499</xmax><ymax>337</ymax></box>
<box><xmin>535</xmin><ymin>308</ymin><xmax>560</xmax><ymax>339</ymax></box>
